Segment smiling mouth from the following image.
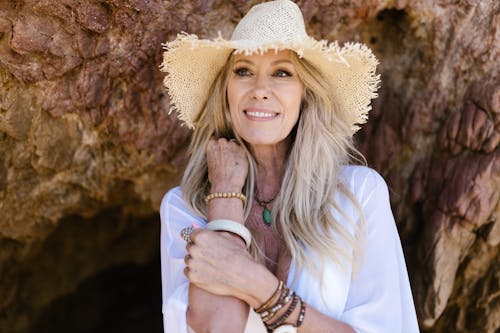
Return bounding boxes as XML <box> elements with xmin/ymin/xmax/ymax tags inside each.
<box><xmin>244</xmin><ymin>110</ymin><xmax>278</xmax><ymax>118</ymax></box>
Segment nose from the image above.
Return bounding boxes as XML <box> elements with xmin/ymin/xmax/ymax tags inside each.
<box><xmin>251</xmin><ymin>74</ymin><xmax>270</xmax><ymax>100</ymax></box>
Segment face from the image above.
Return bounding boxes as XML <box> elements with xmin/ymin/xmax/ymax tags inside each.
<box><xmin>227</xmin><ymin>50</ymin><xmax>304</xmax><ymax>148</ymax></box>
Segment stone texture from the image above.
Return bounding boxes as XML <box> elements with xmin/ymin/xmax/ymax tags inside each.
<box><xmin>0</xmin><ymin>1</ymin><xmax>189</xmax><ymax>332</ymax></box>
<box><xmin>0</xmin><ymin>0</ymin><xmax>498</xmax><ymax>332</ymax></box>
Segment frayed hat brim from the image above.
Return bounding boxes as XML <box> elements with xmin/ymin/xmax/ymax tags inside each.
<box><xmin>161</xmin><ymin>32</ymin><xmax>380</xmax><ymax>134</ymax></box>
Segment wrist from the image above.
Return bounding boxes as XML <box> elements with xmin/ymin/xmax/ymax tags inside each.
<box><xmin>241</xmin><ymin>265</ymin><xmax>279</xmax><ymax>309</ymax></box>
<box><xmin>210</xmin><ymin>183</ymin><xmax>244</xmax><ymax>193</ymax></box>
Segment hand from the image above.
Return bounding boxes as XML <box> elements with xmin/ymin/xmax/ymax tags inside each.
<box><xmin>206</xmin><ymin>138</ymin><xmax>248</xmax><ymax>192</ymax></box>
<box><xmin>184</xmin><ymin>228</ymin><xmax>257</xmax><ymax>300</ymax></box>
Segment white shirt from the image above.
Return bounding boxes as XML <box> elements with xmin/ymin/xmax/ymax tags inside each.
<box><xmin>160</xmin><ymin>166</ymin><xmax>420</xmax><ymax>332</ymax></box>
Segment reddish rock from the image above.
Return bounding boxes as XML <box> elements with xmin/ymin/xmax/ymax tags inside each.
<box><xmin>0</xmin><ymin>1</ymin><xmax>498</xmax><ymax>332</ymax></box>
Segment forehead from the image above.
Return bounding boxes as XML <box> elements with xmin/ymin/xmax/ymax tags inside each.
<box><xmin>231</xmin><ymin>49</ymin><xmax>293</xmax><ymax>64</ymax></box>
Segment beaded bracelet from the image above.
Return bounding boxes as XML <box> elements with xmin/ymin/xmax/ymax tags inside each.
<box><xmin>296</xmin><ymin>298</ymin><xmax>306</xmax><ymax>327</ymax></box>
<box><xmin>260</xmin><ymin>288</ymin><xmax>292</xmax><ymax>322</ymax></box>
<box><xmin>267</xmin><ymin>294</ymin><xmax>300</xmax><ymax>330</ymax></box>
<box><xmin>204</xmin><ymin>192</ymin><xmax>247</xmax><ymax>205</ymax></box>
<box><xmin>259</xmin><ymin>286</ymin><xmax>287</xmax><ymax>319</ymax></box>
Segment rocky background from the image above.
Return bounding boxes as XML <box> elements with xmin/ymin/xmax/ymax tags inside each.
<box><xmin>0</xmin><ymin>0</ymin><xmax>498</xmax><ymax>332</ymax></box>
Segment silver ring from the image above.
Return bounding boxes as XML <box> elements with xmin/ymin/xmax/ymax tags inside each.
<box><xmin>181</xmin><ymin>226</ymin><xmax>194</xmax><ymax>244</ymax></box>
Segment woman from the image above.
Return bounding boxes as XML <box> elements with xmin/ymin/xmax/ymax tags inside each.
<box><xmin>160</xmin><ymin>1</ymin><xmax>419</xmax><ymax>332</ymax></box>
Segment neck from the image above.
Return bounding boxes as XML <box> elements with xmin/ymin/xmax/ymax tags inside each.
<box><xmin>249</xmin><ymin>140</ymin><xmax>290</xmax><ymax>199</ymax></box>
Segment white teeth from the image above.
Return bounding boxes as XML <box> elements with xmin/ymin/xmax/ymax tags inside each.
<box><xmin>245</xmin><ymin>111</ymin><xmax>275</xmax><ymax>118</ymax></box>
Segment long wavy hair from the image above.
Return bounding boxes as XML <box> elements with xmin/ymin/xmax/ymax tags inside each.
<box><xmin>181</xmin><ymin>51</ymin><xmax>366</xmax><ymax>279</ymax></box>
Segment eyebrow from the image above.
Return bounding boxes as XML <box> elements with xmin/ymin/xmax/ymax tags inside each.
<box><xmin>232</xmin><ymin>59</ymin><xmax>294</xmax><ymax>66</ymax></box>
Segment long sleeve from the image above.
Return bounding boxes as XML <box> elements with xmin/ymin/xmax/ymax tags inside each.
<box><xmin>160</xmin><ymin>187</ymin><xmax>206</xmax><ymax>333</ymax></box>
<box><xmin>340</xmin><ymin>167</ymin><xmax>419</xmax><ymax>332</ymax></box>
<box><xmin>159</xmin><ymin>168</ymin><xmax>420</xmax><ymax>333</ymax></box>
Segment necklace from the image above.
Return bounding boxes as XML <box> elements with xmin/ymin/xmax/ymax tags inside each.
<box><xmin>254</xmin><ymin>191</ymin><xmax>277</xmax><ymax>226</ymax></box>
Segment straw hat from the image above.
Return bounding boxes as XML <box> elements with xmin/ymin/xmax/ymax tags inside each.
<box><xmin>161</xmin><ymin>0</ymin><xmax>380</xmax><ymax>134</ymax></box>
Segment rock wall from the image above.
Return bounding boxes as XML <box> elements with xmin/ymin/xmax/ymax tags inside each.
<box><xmin>0</xmin><ymin>1</ymin><xmax>498</xmax><ymax>332</ymax></box>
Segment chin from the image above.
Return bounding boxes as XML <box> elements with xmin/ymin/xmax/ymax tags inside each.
<box><xmin>243</xmin><ymin>136</ymin><xmax>287</xmax><ymax>147</ymax></box>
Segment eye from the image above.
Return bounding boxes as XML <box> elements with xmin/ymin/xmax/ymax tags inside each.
<box><xmin>273</xmin><ymin>69</ymin><xmax>292</xmax><ymax>77</ymax></box>
<box><xmin>233</xmin><ymin>67</ymin><xmax>251</xmax><ymax>77</ymax></box>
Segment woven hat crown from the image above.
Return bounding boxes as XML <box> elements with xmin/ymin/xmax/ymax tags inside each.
<box><xmin>231</xmin><ymin>0</ymin><xmax>308</xmax><ymax>45</ymax></box>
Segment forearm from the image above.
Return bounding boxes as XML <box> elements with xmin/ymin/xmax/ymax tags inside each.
<box><xmin>302</xmin><ymin>310</ymin><xmax>356</xmax><ymax>333</ymax></box>
<box><xmin>267</xmin><ymin>300</ymin><xmax>356</xmax><ymax>333</ymax></box>
<box><xmin>187</xmin><ymin>284</ymin><xmax>248</xmax><ymax>333</ymax></box>
<box><xmin>187</xmin><ymin>185</ymin><xmax>248</xmax><ymax>331</ymax></box>
<box><xmin>186</xmin><ymin>264</ymin><xmax>280</xmax><ymax>333</ymax></box>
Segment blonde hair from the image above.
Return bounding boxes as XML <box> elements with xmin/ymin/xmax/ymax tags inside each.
<box><xmin>181</xmin><ymin>51</ymin><xmax>365</xmax><ymax>279</ymax></box>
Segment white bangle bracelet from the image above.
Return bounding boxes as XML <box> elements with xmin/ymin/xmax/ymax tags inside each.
<box><xmin>206</xmin><ymin>219</ymin><xmax>252</xmax><ymax>249</ymax></box>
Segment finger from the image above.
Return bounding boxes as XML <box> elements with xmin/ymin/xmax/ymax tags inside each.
<box><xmin>184</xmin><ymin>254</ymin><xmax>191</xmax><ymax>266</ymax></box>
<box><xmin>187</xmin><ymin>228</ymin><xmax>204</xmax><ymax>244</ymax></box>
<box><xmin>205</xmin><ymin>138</ymin><xmax>218</xmax><ymax>154</ymax></box>
<box><xmin>207</xmin><ymin>137</ymin><xmax>218</xmax><ymax>146</ymax></box>
<box><xmin>184</xmin><ymin>266</ymin><xmax>202</xmax><ymax>284</ymax></box>
<box><xmin>225</xmin><ymin>137</ymin><xmax>240</xmax><ymax>147</ymax></box>
<box><xmin>229</xmin><ymin>138</ymin><xmax>242</xmax><ymax>148</ymax></box>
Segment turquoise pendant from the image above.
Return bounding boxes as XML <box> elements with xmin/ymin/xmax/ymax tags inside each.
<box><xmin>262</xmin><ymin>208</ymin><xmax>272</xmax><ymax>225</ymax></box>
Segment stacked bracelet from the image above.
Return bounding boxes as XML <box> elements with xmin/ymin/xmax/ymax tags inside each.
<box><xmin>205</xmin><ymin>192</ymin><xmax>247</xmax><ymax>205</ymax></box>
<box><xmin>206</xmin><ymin>219</ymin><xmax>252</xmax><ymax>249</ymax></box>
<box><xmin>296</xmin><ymin>298</ymin><xmax>306</xmax><ymax>327</ymax></box>
<box><xmin>261</xmin><ymin>288</ymin><xmax>293</xmax><ymax>322</ymax></box>
<box><xmin>267</xmin><ymin>294</ymin><xmax>299</xmax><ymax>330</ymax></box>
<box><xmin>254</xmin><ymin>281</ymin><xmax>306</xmax><ymax>332</ymax></box>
